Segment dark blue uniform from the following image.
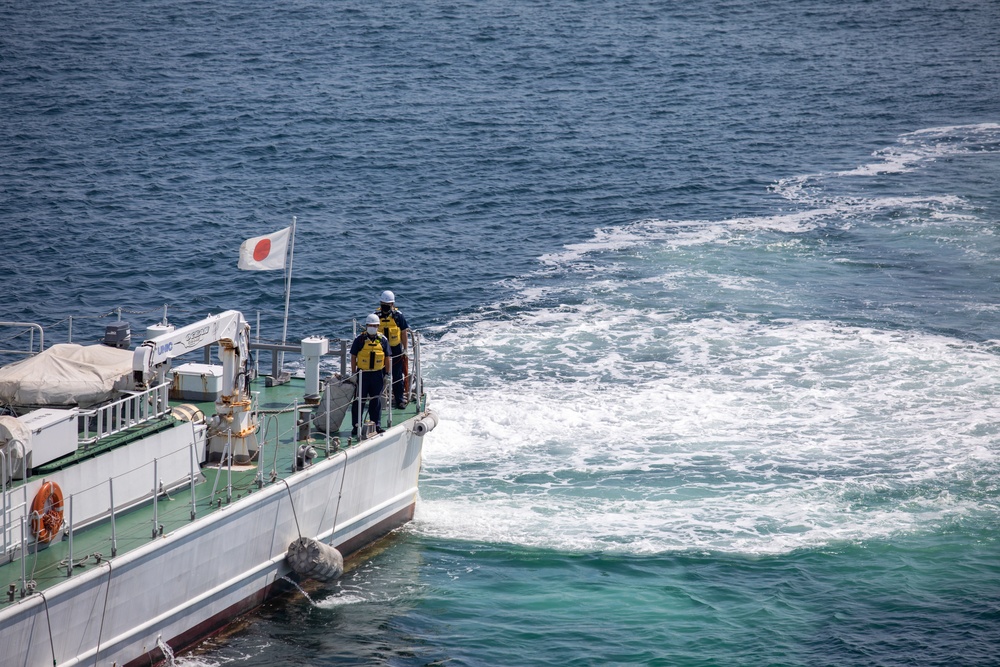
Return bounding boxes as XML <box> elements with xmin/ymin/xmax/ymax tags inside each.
<box><xmin>374</xmin><ymin>307</ymin><xmax>410</xmax><ymax>408</ymax></box>
<box><xmin>350</xmin><ymin>331</ymin><xmax>390</xmax><ymax>434</ymax></box>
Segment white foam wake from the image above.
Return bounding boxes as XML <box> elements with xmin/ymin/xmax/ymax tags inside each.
<box><xmin>539</xmin><ymin>123</ymin><xmax>997</xmax><ymax>267</ymax></box>
<box><xmin>416</xmin><ymin>312</ymin><xmax>1000</xmax><ymax>555</ymax></box>
<box><xmin>416</xmin><ymin>122</ymin><xmax>1000</xmax><ymax>555</ymax></box>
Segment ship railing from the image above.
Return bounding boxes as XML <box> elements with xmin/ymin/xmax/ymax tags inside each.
<box><xmin>0</xmin><ymin>321</ymin><xmax>44</xmax><ymax>359</ymax></box>
<box><xmin>2</xmin><ymin>437</ymin><xmax>200</xmax><ymax>587</ymax></box>
<box><xmin>408</xmin><ymin>330</ymin><xmax>423</xmax><ymax>404</ymax></box>
<box><xmin>338</xmin><ymin>330</ymin><xmax>422</xmax><ymax>438</ymax></box>
<box><xmin>244</xmin><ymin>329</ymin><xmax>423</xmax><ymax>404</ymax></box>
<box><xmin>77</xmin><ymin>382</ymin><xmax>171</xmax><ymax>445</ymax></box>
<box><xmin>249</xmin><ymin>339</ymin><xmax>351</xmax><ymax>382</ymax></box>
<box><xmin>0</xmin><ymin>446</ymin><xmax>30</xmax><ymax>561</ymax></box>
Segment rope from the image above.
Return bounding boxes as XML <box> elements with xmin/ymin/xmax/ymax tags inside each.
<box><xmin>0</xmin><ymin>312</ymin><xmax>364</xmax><ymax>375</ymax></box>
<box><xmin>29</xmin><ymin>515</ymin><xmax>43</xmax><ymax>585</ymax></box>
<box><xmin>69</xmin><ymin>309</ymin><xmax>125</xmax><ymax>320</ymax></box>
<box><xmin>40</xmin><ymin>590</ymin><xmax>57</xmax><ymax>666</ymax></box>
<box><xmin>0</xmin><ymin>328</ymin><xmax>42</xmax><ymax>347</ymax></box>
<box><xmin>95</xmin><ymin>559</ymin><xmax>114</xmax><ymax>666</ymax></box>
<box><xmin>262</xmin><ymin>413</ymin><xmax>283</xmax><ymax>481</ymax></box>
<box><xmin>331</xmin><ymin>450</ymin><xmax>350</xmax><ymax>538</ymax></box>
<box><xmin>116</xmin><ymin>307</ymin><xmax>170</xmax><ymax>316</ymax></box>
<box><xmin>0</xmin><ymin>304</ymin><xmax>366</xmax><ymax>351</ymax></box>
<box><xmin>281</xmin><ymin>479</ymin><xmax>302</xmax><ymax>540</ymax></box>
<box><xmin>258</xmin><ymin>405</ymin><xmax>298</xmax><ymax>415</ymax></box>
<box><xmin>58</xmin><ymin>553</ymin><xmax>103</xmax><ymax>569</ymax></box>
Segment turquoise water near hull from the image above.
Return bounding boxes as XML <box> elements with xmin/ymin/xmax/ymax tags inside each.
<box><xmin>189</xmin><ymin>533</ymin><xmax>1000</xmax><ymax>666</ymax></box>
<box><xmin>4</xmin><ymin>0</ymin><xmax>1000</xmax><ymax>664</ymax></box>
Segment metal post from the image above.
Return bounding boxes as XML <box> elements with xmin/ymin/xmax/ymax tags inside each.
<box><xmin>252</xmin><ymin>391</ymin><xmax>264</xmax><ymax>488</ymax></box>
<box><xmin>208</xmin><ymin>437</ymin><xmax>229</xmax><ymax>503</ymax></box>
<box><xmin>291</xmin><ymin>400</ymin><xmax>298</xmax><ymax>471</ymax></box>
<box><xmin>152</xmin><ymin>458</ymin><xmax>159</xmax><ymax>539</ymax></box>
<box><xmin>278</xmin><ymin>216</ymin><xmax>297</xmax><ymax>374</ymax></box>
<box><xmin>190</xmin><ymin>441</ymin><xmax>197</xmax><ymax>521</ymax></box>
<box><xmin>226</xmin><ymin>432</ymin><xmax>232</xmax><ymax>503</ymax></box>
<box><xmin>414</xmin><ymin>332</ymin><xmax>421</xmax><ymax>402</ymax></box>
<box><xmin>0</xmin><ymin>450</ymin><xmax>6</xmax><ymax>557</ymax></box>
<box><xmin>386</xmin><ymin>353</ymin><xmax>393</xmax><ymax>427</ymax></box>
<box><xmin>110</xmin><ymin>478</ymin><xmax>117</xmax><ymax>557</ymax></box>
<box><xmin>0</xmin><ymin>322</ymin><xmax>44</xmax><ymax>353</ymax></box>
<box><xmin>20</xmin><ymin>516</ymin><xmax>26</xmax><ymax>597</ymax></box>
<box><xmin>255</xmin><ymin>311</ymin><xmax>261</xmax><ymax>380</ymax></box>
<box><xmin>325</xmin><ymin>383</ymin><xmax>331</xmax><ymax>455</ymax></box>
<box><xmin>355</xmin><ymin>371</ymin><xmax>363</xmax><ymax>440</ymax></box>
<box><xmin>68</xmin><ymin>316</ymin><xmax>73</xmax><ymax>344</ymax></box>
<box><xmin>66</xmin><ymin>495</ymin><xmax>74</xmax><ymax>577</ymax></box>
<box><xmin>406</xmin><ymin>330</ymin><xmax>414</xmax><ymax>403</ymax></box>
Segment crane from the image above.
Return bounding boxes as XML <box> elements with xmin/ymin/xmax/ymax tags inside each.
<box><xmin>133</xmin><ymin>310</ymin><xmax>258</xmax><ymax>463</ymax></box>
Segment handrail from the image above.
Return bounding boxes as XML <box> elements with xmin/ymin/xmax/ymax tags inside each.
<box><xmin>408</xmin><ymin>330</ymin><xmax>422</xmax><ymax>404</ymax></box>
<box><xmin>249</xmin><ymin>339</ymin><xmax>349</xmax><ymax>382</ymax></box>
<box><xmin>0</xmin><ymin>449</ymin><xmax>6</xmax><ymax>558</ymax></box>
<box><xmin>1</xmin><ymin>440</ymin><xmax>28</xmax><ymax>558</ymax></box>
<box><xmin>77</xmin><ymin>383</ymin><xmax>171</xmax><ymax>444</ymax></box>
<box><xmin>0</xmin><ymin>322</ymin><xmax>44</xmax><ymax>357</ymax></box>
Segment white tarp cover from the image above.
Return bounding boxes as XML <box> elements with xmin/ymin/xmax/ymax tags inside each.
<box><xmin>0</xmin><ymin>343</ymin><xmax>133</xmax><ymax>407</ymax></box>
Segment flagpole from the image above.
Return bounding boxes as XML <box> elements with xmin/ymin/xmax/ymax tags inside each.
<box><xmin>278</xmin><ymin>215</ymin><xmax>296</xmax><ymax>374</ymax></box>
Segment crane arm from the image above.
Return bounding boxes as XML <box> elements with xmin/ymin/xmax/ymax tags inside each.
<box><xmin>132</xmin><ymin>310</ymin><xmax>250</xmax><ymax>392</ymax></box>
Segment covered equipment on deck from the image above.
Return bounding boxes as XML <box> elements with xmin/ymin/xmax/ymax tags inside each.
<box><xmin>312</xmin><ymin>375</ymin><xmax>355</xmax><ymax>433</ymax></box>
<box><xmin>0</xmin><ymin>344</ymin><xmax>133</xmax><ymax>408</ymax></box>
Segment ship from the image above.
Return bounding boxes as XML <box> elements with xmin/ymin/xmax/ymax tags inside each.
<box><xmin>0</xmin><ymin>307</ymin><xmax>436</xmax><ymax>666</ymax></box>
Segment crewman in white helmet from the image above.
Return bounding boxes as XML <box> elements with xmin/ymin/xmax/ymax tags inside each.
<box><xmin>349</xmin><ymin>313</ymin><xmax>391</xmax><ymax>437</ymax></box>
<box><xmin>374</xmin><ymin>290</ymin><xmax>410</xmax><ymax>410</ymax></box>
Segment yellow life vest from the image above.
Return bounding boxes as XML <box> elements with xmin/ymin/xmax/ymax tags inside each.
<box><xmin>378</xmin><ymin>310</ymin><xmax>402</xmax><ymax>347</ymax></box>
<box><xmin>357</xmin><ymin>335</ymin><xmax>386</xmax><ymax>371</ymax></box>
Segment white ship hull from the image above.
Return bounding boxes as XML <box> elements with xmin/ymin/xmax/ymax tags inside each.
<box><xmin>1</xmin><ymin>421</ymin><xmax>423</xmax><ymax>667</ymax></box>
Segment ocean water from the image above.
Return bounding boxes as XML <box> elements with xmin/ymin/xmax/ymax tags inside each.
<box><xmin>4</xmin><ymin>0</ymin><xmax>1000</xmax><ymax>665</ymax></box>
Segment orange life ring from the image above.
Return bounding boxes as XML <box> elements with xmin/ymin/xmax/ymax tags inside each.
<box><xmin>30</xmin><ymin>480</ymin><xmax>64</xmax><ymax>544</ymax></box>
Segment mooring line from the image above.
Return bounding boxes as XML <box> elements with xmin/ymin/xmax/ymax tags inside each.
<box><xmin>281</xmin><ymin>478</ymin><xmax>302</xmax><ymax>539</ymax></box>
<box><xmin>40</xmin><ymin>590</ymin><xmax>57</xmax><ymax>667</ymax></box>
<box><xmin>94</xmin><ymin>559</ymin><xmax>114</xmax><ymax>667</ymax></box>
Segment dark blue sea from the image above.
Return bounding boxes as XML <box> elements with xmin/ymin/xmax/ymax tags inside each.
<box><xmin>4</xmin><ymin>0</ymin><xmax>1000</xmax><ymax>664</ymax></box>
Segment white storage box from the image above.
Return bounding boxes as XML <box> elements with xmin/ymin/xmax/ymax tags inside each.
<box><xmin>19</xmin><ymin>407</ymin><xmax>79</xmax><ymax>467</ymax></box>
<box><xmin>171</xmin><ymin>363</ymin><xmax>224</xmax><ymax>402</ymax></box>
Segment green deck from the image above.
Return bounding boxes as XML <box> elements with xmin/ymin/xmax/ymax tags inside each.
<box><xmin>0</xmin><ymin>376</ymin><xmax>422</xmax><ymax>607</ymax></box>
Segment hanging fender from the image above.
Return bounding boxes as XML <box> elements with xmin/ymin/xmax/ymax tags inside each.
<box><xmin>412</xmin><ymin>409</ymin><xmax>438</xmax><ymax>436</ymax></box>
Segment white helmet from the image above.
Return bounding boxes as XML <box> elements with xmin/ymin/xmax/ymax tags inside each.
<box><xmin>365</xmin><ymin>313</ymin><xmax>380</xmax><ymax>327</ymax></box>
<box><xmin>380</xmin><ymin>290</ymin><xmax>395</xmax><ymax>304</ymax></box>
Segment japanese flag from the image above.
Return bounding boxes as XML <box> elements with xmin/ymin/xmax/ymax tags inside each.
<box><xmin>238</xmin><ymin>226</ymin><xmax>290</xmax><ymax>271</ymax></box>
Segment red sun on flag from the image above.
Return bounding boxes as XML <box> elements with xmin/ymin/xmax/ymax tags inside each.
<box><xmin>253</xmin><ymin>239</ymin><xmax>272</xmax><ymax>262</ymax></box>
<box><xmin>238</xmin><ymin>225</ymin><xmax>289</xmax><ymax>271</ymax></box>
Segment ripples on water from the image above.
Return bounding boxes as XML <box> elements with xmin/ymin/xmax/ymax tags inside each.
<box><xmin>6</xmin><ymin>0</ymin><xmax>999</xmax><ymax>328</ymax></box>
<box><xmin>177</xmin><ymin>535</ymin><xmax>1000</xmax><ymax>666</ymax></box>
